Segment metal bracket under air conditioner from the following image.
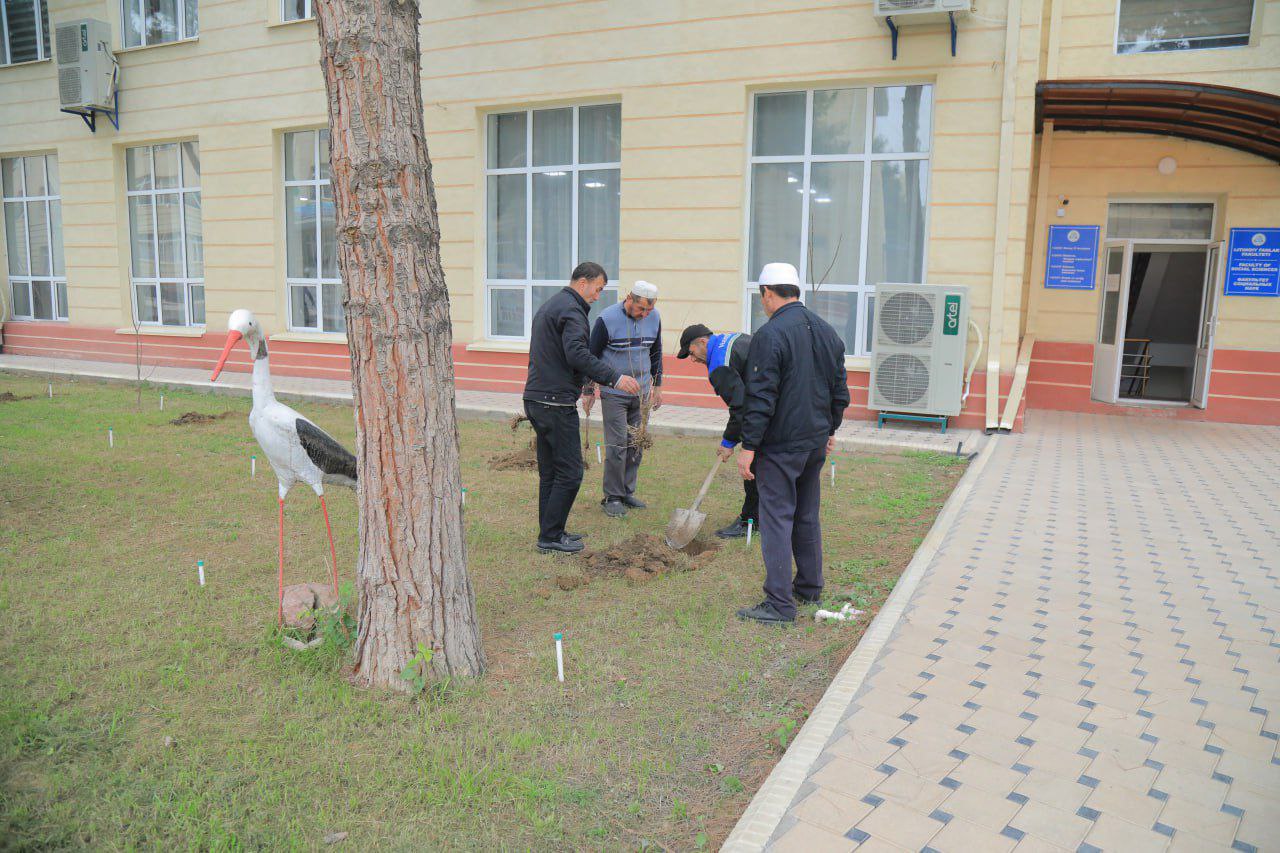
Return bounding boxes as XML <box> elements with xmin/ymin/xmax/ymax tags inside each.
<box><xmin>885</xmin><ymin>11</ymin><xmax>959</xmax><ymax>61</ymax></box>
<box><xmin>61</xmin><ymin>65</ymin><xmax>120</xmax><ymax>133</ymax></box>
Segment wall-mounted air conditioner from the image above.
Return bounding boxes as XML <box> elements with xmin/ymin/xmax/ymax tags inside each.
<box><xmin>869</xmin><ymin>283</ymin><xmax>970</xmax><ymax>417</ymax></box>
<box><xmin>873</xmin><ymin>0</ymin><xmax>974</xmax><ymax>22</ymax></box>
<box><xmin>55</xmin><ymin>19</ymin><xmax>116</xmax><ymax>113</ymax></box>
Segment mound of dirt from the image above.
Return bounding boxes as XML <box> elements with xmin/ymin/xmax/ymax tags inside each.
<box><xmin>490</xmin><ymin>443</ymin><xmax>539</xmax><ymax>471</ymax></box>
<box><xmin>488</xmin><ymin>439</ymin><xmax>590</xmax><ymax>472</ymax></box>
<box><xmin>169</xmin><ymin>411</ymin><xmax>234</xmax><ymax>426</ymax></box>
<box><xmin>580</xmin><ymin>533</ymin><xmax>719</xmax><ymax>584</ymax></box>
<box><xmin>0</xmin><ymin>392</ymin><xmax>33</xmax><ymax>403</ymax></box>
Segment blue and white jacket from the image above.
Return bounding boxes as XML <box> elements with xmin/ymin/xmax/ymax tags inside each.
<box><xmin>705</xmin><ymin>332</ymin><xmax>752</xmax><ymax>448</ymax></box>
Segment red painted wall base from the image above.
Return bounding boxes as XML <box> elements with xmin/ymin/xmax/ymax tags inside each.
<box><xmin>3</xmin><ymin>321</ymin><xmax>1020</xmax><ymax>431</ymax></box>
<box><xmin>1028</xmin><ymin>341</ymin><xmax>1280</xmax><ymax>426</ymax></box>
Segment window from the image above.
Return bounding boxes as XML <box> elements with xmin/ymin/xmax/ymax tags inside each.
<box><xmin>746</xmin><ymin>85</ymin><xmax>932</xmax><ymax>357</ymax></box>
<box><xmin>126</xmin><ymin>142</ymin><xmax>204</xmax><ymax>326</ymax></box>
<box><xmin>1116</xmin><ymin>0</ymin><xmax>1253</xmax><ymax>53</ymax></box>
<box><xmin>1</xmin><ymin>0</ymin><xmax>51</xmax><ymax>65</ymax></box>
<box><xmin>122</xmin><ymin>0</ymin><xmax>198</xmax><ymax>48</ymax></box>
<box><xmin>1107</xmin><ymin>202</ymin><xmax>1214</xmax><ymax>240</ymax></box>
<box><xmin>3</xmin><ymin>154</ymin><xmax>66</xmax><ymax>320</ymax></box>
<box><xmin>282</xmin><ymin>0</ymin><xmax>312</xmax><ymax>21</ymax></box>
<box><xmin>484</xmin><ymin>103</ymin><xmax>621</xmax><ymax>339</ymax></box>
<box><xmin>284</xmin><ymin>129</ymin><xmax>343</xmax><ymax>333</ymax></box>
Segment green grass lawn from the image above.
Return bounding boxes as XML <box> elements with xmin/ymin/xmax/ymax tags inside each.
<box><xmin>0</xmin><ymin>372</ymin><xmax>965</xmax><ymax>851</ymax></box>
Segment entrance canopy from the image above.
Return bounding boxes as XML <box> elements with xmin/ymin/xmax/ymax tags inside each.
<box><xmin>1036</xmin><ymin>79</ymin><xmax>1280</xmax><ymax>163</ymax></box>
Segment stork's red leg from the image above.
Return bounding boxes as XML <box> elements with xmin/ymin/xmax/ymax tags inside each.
<box><xmin>320</xmin><ymin>495</ymin><xmax>339</xmax><ymax>596</ymax></box>
<box><xmin>277</xmin><ymin>497</ymin><xmax>285</xmax><ymax>627</ymax></box>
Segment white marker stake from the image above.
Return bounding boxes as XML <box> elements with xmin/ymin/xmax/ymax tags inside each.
<box><xmin>108</xmin><ymin>427</ymin><xmax>114</xmax><ymax>448</ymax></box>
<box><xmin>251</xmin><ymin>455</ymin><xmax>256</xmax><ymax>478</ymax></box>
<box><xmin>160</xmin><ymin>394</ymin><xmax>165</xmax><ymax>411</ymax></box>
<box><xmin>461</xmin><ymin>488</ymin><xmax>468</xmax><ymax>507</ymax></box>
<box><xmin>831</xmin><ymin>461</ymin><xmax>836</xmax><ymax>486</ymax></box>
<box><xmin>197</xmin><ymin>560</ymin><xmax>205</xmax><ymax>586</ymax></box>
<box><xmin>596</xmin><ymin>443</ymin><xmax>602</xmax><ymax>464</ymax></box>
<box><xmin>746</xmin><ymin>518</ymin><xmax>754</xmax><ymax>547</ymax></box>
<box><xmin>47</xmin><ymin>383</ymin><xmax>52</xmax><ymax>398</ymax></box>
<box><xmin>554</xmin><ymin>632</ymin><xmax>565</xmax><ymax>682</ymax></box>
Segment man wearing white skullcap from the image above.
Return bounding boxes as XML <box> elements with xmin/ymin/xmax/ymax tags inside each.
<box><xmin>583</xmin><ymin>280</ymin><xmax>663</xmax><ymax>517</ymax></box>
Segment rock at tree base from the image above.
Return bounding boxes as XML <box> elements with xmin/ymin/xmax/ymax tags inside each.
<box><xmin>282</xmin><ymin>582</ymin><xmax>340</xmax><ymax>631</ymax></box>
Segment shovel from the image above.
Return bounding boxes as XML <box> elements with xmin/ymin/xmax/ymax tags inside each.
<box><xmin>664</xmin><ymin>457</ymin><xmax>722</xmax><ymax>550</ymax></box>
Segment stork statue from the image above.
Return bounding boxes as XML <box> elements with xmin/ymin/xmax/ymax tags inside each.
<box><xmin>210</xmin><ymin>309</ymin><xmax>357</xmax><ymax>625</ymax></box>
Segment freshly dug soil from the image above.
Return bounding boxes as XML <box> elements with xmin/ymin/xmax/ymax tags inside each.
<box><xmin>580</xmin><ymin>533</ymin><xmax>719</xmax><ymax>584</ymax></box>
<box><xmin>0</xmin><ymin>392</ymin><xmax>33</xmax><ymax>402</ymax></box>
<box><xmin>169</xmin><ymin>411</ymin><xmax>234</xmax><ymax>426</ymax></box>
<box><xmin>489</xmin><ymin>439</ymin><xmax>590</xmax><ymax>472</ymax></box>
<box><xmin>489</xmin><ymin>442</ymin><xmax>540</xmax><ymax>471</ymax></box>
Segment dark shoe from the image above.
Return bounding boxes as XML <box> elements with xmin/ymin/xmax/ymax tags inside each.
<box><xmin>620</xmin><ymin>495</ymin><xmax>647</xmax><ymax>509</ymax></box>
<box><xmin>794</xmin><ymin>591</ymin><xmax>822</xmax><ymax>605</ymax></box>
<box><xmin>564</xmin><ymin>532</ymin><xmax>585</xmax><ymax>542</ymax></box>
<box><xmin>537</xmin><ymin>535</ymin><xmax>585</xmax><ymax>554</ymax></box>
<box><xmin>602</xmin><ymin>499</ymin><xmax>628</xmax><ymax>518</ymax></box>
<box><xmin>735</xmin><ymin>601</ymin><xmax>794</xmax><ymax>624</ymax></box>
<box><xmin>716</xmin><ymin>518</ymin><xmax>749</xmax><ymax>539</ymax></box>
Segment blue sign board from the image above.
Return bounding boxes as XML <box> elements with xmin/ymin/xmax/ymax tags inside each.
<box><xmin>1224</xmin><ymin>228</ymin><xmax>1280</xmax><ymax>297</ymax></box>
<box><xmin>1045</xmin><ymin>225</ymin><xmax>1100</xmax><ymax>290</ymax></box>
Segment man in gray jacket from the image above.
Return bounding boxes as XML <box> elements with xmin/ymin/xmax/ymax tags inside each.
<box><xmin>582</xmin><ymin>280</ymin><xmax>663</xmax><ymax>517</ymax></box>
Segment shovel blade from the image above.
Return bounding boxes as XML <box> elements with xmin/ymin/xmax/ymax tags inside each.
<box><xmin>664</xmin><ymin>508</ymin><xmax>706</xmax><ymax>550</ymax></box>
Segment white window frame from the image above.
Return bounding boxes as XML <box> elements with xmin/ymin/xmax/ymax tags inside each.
<box><xmin>121</xmin><ymin>0</ymin><xmax>198</xmax><ymax>48</ymax></box>
<box><xmin>743</xmin><ymin>84</ymin><xmax>933</xmax><ymax>358</ymax></box>
<box><xmin>281</xmin><ymin>0</ymin><xmax>312</xmax><ymax>22</ymax></box>
<box><xmin>283</xmin><ymin>129</ymin><xmax>342</xmax><ymax>333</ymax></box>
<box><xmin>3</xmin><ymin>154</ymin><xmax>67</xmax><ymax>321</ymax></box>
<box><xmin>0</xmin><ymin>0</ymin><xmax>50</xmax><ymax>66</ymax></box>
<box><xmin>126</xmin><ymin>142</ymin><xmax>204</xmax><ymax>327</ymax></box>
<box><xmin>483</xmin><ymin>103</ymin><xmax>621</xmax><ymax>341</ymax></box>
<box><xmin>1113</xmin><ymin>0</ymin><xmax>1255</xmax><ymax>55</ymax></box>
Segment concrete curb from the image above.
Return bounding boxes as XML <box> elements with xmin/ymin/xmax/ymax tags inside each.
<box><xmin>720</xmin><ymin>434</ymin><xmax>1002</xmax><ymax>851</ymax></box>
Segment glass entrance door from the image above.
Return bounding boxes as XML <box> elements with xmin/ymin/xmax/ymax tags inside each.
<box><xmin>1091</xmin><ymin>241</ymin><xmax>1132</xmax><ymax>404</ymax></box>
<box><xmin>1190</xmin><ymin>242</ymin><xmax>1223</xmax><ymax>409</ymax></box>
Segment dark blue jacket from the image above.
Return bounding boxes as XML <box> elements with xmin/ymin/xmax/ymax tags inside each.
<box><xmin>741</xmin><ymin>301</ymin><xmax>850</xmax><ymax>453</ymax></box>
<box><xmin>705</xmin><ymin>332</ymin><xmax>751</xmax><ymax>448</ymax></box>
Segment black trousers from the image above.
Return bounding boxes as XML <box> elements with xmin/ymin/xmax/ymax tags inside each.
<box><xmin>525</xmin><ymin>400</ymin><xmax>584</xmax><ymax>543</ymax></box>
<box><xmin>755</xmin><ymin>446</ymin><xmax>826</xmax><ymax>618</ymax></box>
<box><xmin>739</xmin><ymin>476</ymin><xmax>759</xmax><ymax>523</ymax></box>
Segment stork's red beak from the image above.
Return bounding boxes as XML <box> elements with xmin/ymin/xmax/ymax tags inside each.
<box><xmin>210</xmin><ymin>330</ymin><xmax>243</xmax><ymax>382</ymax></box>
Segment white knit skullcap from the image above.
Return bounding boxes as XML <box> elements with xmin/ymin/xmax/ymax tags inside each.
<box><xmin>630</xmin><ymin>280</ymin><xmax>659</xmax><ymax>300</ymax></box>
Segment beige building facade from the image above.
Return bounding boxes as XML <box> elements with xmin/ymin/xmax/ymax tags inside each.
<box><xmin>1</xmin><ymin>0</ymin><xmax>1277</xmax><ymax>428</ymax></box>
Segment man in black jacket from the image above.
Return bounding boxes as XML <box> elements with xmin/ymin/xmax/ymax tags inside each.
<box><xmin>523</xmin><ymin>261</ymin><xmax>641</xmax><ymax>553</ymax></box>
<box><xmin>736</xmin><ymin>262</ymin><xmax>850</xmax><ymax>623</ymax></box>
<box><xmin>676</xmin><ymin>323</ymin><xmax>757</xmax><ymax>538</ymax></box>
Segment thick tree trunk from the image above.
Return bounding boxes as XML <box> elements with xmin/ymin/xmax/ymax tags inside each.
<box><xmin>315</xmin><ymin>0</ymin><xmax>484</xmax><ymax>687</ymax></box>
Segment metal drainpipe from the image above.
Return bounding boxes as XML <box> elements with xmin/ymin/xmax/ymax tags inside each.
<box><xmin>985</xmin><ymin>0</ymin><xmax>1024</xmax><ymax>433</ymax></box>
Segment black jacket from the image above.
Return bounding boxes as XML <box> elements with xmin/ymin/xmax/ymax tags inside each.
<box><xmin>708</xmin><ymin>333</ymin><xmax>751</xmax><ymax>447</ymax></box>
<box><xmin>523</xmin><ymin>287</ymin><xmax>622</xmax><ymax>405</ymax></box>
<box><xmin>741</xmin><ymin>301</ymin><xmax>850</xmax><ymax>453</ymax></box>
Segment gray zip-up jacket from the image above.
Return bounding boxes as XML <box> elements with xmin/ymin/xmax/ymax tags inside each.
<box><xmin>586</xmin><ymin>301</ymin><xmax>663</xmax><ymax>398</ymax></box>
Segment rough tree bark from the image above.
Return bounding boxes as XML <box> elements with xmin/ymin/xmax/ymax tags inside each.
<box><xmin>315</xmin><ymin>0</ymin><xmax>485</xmax><ymax>687</ymax></box>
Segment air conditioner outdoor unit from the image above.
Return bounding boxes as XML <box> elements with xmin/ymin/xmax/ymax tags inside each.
<box><xmin>869</xmin><ymin>283</ymin><xmax>970</xmax><ymax>417</ymax></box>
<box><xmin>873</xmin><ymin>0</ymin><xmax>973</xmax><ymax>22</ymax></box>
<box><xmin>55</xmin><ymin>19</ymin><xmax>116</xmax><ymax>112</ymax></box>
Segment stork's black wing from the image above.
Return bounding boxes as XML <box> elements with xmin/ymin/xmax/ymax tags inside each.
<box><xmin>296</xmin><ymin>418</ymin><xmax>357</xmax><ymax>485</ymax></box>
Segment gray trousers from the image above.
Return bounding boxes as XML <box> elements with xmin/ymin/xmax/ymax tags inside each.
<box><xmin>601</xmin><ymin>393</ymin><xmax>642</xmax><ymax>500</ymax></box>
<box><xmin>755</xmin><ymin>446</ymin><xmax>826</xmax><ymax>618</ymax></box>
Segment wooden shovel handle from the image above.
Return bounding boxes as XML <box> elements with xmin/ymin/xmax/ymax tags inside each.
<box><xmin>688</xmin><ymin>457</ymin><xmax>722</xmax><ymax>514</ymax></box>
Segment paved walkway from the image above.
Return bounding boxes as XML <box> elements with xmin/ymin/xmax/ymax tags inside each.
<box><xmin>0</xmin><ymin>354</ymin><xmax>984</xmax><ymax>456</ymax></box>
<box><xmin>730</xmin><ymin>411</ymin><xmax>1280</xmax><ymax>852</ymax></box>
